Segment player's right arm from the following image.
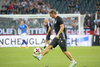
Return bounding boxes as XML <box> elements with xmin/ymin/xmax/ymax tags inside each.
<box><xmin>47</xmin><ymin>23</ymin><xmax>51</xmax><ymax>35</ymax></box>
<box><xmin>18</xmin><ymin>29</ymin><xmax>21</xmax><ymax>36</ymax></box>
<box><xmin>56</xmin><ymin>17</ymin><xmax>64</xmax><ymax>39</ymax></box>
<box><xmin>56</xmin><ymin>24</ymin><xmax>64</xmax><ymax>38</ymax></box>
<box><xmin>18</xmin><ymin>26</ymin><xmax>21</xmax><ymax>35</ymax></box>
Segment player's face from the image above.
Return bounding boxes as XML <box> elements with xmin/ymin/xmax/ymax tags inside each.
<box><xmin>20</xmin><ymin>20</ymin><xmax>24</xmax><ymax>25</ymax></box>
<box><xmin>49</xmin><ymin>13</ymin><xmax>55</xmax><ymax>18</ymax></box>
<box><xmin>44</xmin><ymin>19</ymin><xmax>49</xmax><ymax>23</ymax></box>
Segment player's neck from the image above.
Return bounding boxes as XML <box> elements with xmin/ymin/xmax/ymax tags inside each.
<box><xmin>21</xmin><ymin>23</ymin><xmax>24</xmax><ymax>25</ymax></box>
<box><xmin>54</xmin><ymin>15</ymin><xmax>57</xmax><ymax>19</ymax></box>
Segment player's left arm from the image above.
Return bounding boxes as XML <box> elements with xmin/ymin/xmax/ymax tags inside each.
<box><xmin>56</xmin><ymin>24</ymin><xmax>64</xmax><ymax>38</ymax></box>
<box><xmin>47</xmin><ymin>26</ymin><xmax>51</xmax><ymax>35</ymax></box>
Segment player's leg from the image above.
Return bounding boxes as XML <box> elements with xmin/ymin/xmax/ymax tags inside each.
<box><xmin>58</xmin><ymin>39</ymin><xmax>76</xmax><ymax>67</ymax></box>
<box><xmin>44</xmin><ymin>40</ymin><xmax>50</xmax><ymax>49</ymax></box>
<box><xmin>23</xmin><ymin>39</ymin><xmax>28</xmax><ymax>48</ymax></box>
<box><xmin>44</xmin><ymin>33</ymin><xmax>51</xmax><ymax>49</ymax></box>
<box><xmin>44</xmin><ymin>40</ymin><xmax>47</xmax><ymax>49</ymax></box>
<box><xmin>20</xmin><ymin>40</ymin><xmax>24</xmax><ymax>48</ymax></box>
<box><xmin>23</xmin><ymin>33</ymin><xmax>28</xmax><ymax>48</ymax></box>
<box><xmin>32</xmin><ymin>38</ymin><xmax>58</xmax><ymax>61</ymax></box>
<box><xmin>42</xmin><ymin>45</ymin><xmax>53</xmax><ymax>56</ymax></box>
<box><xmin>32</xmin><ymin>45</ymin><xmax>53</xmax><ymax>61</ymax></box>
<box><xmin>64</xmin><ymin>51</ymin><xmax>76</xmax><ymax>67</ymax></box>
<box><xmin>47</xmin><ymin>40</ymin><xmax>50</xmax><ymax>44</ymax></box>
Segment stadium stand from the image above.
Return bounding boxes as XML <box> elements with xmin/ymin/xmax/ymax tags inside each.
<box><xmin>0</xmin><ymin>0</ymin><xmax>99</xmax><ymax>14</ymax></box>
<box><xmin>0</xmin><ymin>0</ymin><xmax>100</xmax><ymax>35</ymax></box>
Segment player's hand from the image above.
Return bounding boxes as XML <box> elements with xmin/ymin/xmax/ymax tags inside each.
<box><xmin>19</xmin><ymin>34</ymin><xmax>21</xmax><ymax>36</ymax></box>
<box><xmin>46</xmin><ymin>33</ymin><xmax>48</xmax><ymax>35</ymax></box>
<box><xmin>26</xmin><ymin>31</ymin><xmax>28</xmax><ymax>35</ymax></box>
<box><xmin>55</xmin><ymin>35</ymin><xmax>59</xmax><ymax>39</ymax></box>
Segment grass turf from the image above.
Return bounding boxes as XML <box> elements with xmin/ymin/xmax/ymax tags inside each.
<box><xmin>0</xmin><ymin>46</ymin><xmax>100</xmax><ymax>67</ymax></box>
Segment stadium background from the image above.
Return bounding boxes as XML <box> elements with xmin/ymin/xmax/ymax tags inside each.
<box><xmin>0</xmin><ymin>0</ymin><xmax>100</xmax><ymax>67</ymax></box>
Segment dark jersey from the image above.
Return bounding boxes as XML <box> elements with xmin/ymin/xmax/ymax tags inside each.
<box><xmin>46</xmin><ymin>22</ymin><xmax>51</xmax><ymax>32</ymax></box>
<box><xmin>54</xmin><ymin>16</ymin><xmax>67</xmax><ymax>39</ymax></box>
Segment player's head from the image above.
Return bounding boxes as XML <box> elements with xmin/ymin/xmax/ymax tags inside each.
<box><xmin>49</xmin><ymin>9</ymin><xmax>57</xmax><ymax>18</ymax></box>
<box><xmin>43</xmin><ymin>18</ymin><xmax>49</xmax><ymax>26</ymax></box>
<box><xmin>44</xmin><ymin>18</ymin><xmax>49</xmax><ymax>23</ymax></box>
<box><xmin>20</xmin><ymin>19</ymin><xmax>24</xmax><ymax>25</ymax></box>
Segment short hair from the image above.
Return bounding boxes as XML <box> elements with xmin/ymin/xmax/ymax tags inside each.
<box><xmin>49</xmin><ymin>9</ymin><xmax>56</xmax><ymax>14</ymax></box>
<box><xmin>20</xmin><ymin>19</ymin><xmax>25</xmax><ymax>23</ymax></box>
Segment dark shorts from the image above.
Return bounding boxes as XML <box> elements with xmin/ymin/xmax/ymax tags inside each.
<box><xmin>46</xmin><ymin>32</ymin><xmax>51</xmax><ymax>40</ymax></box>
<box><xmin>50</xmin><ymin>38</ymin><xmax>67</xmax><ymax>52</ymax></box>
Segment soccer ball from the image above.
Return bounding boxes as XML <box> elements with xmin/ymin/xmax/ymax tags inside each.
<box><xmin>34</xmin><ymin>48</ymin><xmax>41</xmax><ymax>55</ymax></box>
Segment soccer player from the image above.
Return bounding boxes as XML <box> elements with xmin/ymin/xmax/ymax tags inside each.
<box><xmin>19</xmin><ymin>19</ymin><xmax>29</xmax><ymax>48</ymax></box>
<box><xmin>43</xmin><ymin>18</ymin><xmax>51</xmax><ymax>49</ymax></box>
<box><xmin>32</xmin><ymin>9</ymin><xmax>77</xmax><ymax>67</ymax></box>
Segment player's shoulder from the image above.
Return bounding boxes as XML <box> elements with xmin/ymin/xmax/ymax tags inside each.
<box><xmin>24</xmin><ymin>24</ymin><xmax>27</xmax><ymax>25</ymax></box>
<box><xmin>24</xmin><ymin>24</ymin><xmax>27</xmax><ymax>26</ymax></box>
<box><xmin>19</xmin><ymin>25</ymin><xmax>21</xmax><ymax>27</ymax></box>
<box><xmin>57</xmin><ymin>16</ymin><xmax>62</xmax><ymax>19</ymax></box>
<box><xmin>56</xmin><ymin>16</ymin><xmax>62</xmax><ymax>20</ymax></box>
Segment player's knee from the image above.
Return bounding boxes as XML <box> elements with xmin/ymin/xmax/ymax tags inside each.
<box><xmin>62</xmin><ymin>49</ymin><xmax>67</xmax><ymax>53</ymax></box>
<box><xmin>45</xmin><ymin>40</ymin><xmax>47</xmax><ymax>42</ymax></box>
<box><xmin>47</xmin><ymin>45</ymin><xmax>53</xmax><ymax>49</ymax></box>
<box><xmin>63</xmin><ymin>51</ymin><xmax>67</xmax><ymax>53</ymax></box>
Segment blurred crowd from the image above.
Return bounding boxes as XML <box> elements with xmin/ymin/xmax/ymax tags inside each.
<box><xmin>0</xmin><ymin>0</ymin><xmax>100</xmax><ymax>33</ymax></box>
<box><xmin>0</xmin><ymin>0</ymin><xmax>51</xmax><ymax>14</ymax></box>
<box><xmin>0</xmin><ymin>0</ymin><xmax>100</xmax><ymax>14</ymax></box>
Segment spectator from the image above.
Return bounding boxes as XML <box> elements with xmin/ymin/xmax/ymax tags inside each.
<box><xmin>21</xmin><ymin>0</ymin><xmax>27</xmax><ymax>8</ymax></box>
<box><xmin>75</xmin><ymin>0</ymin><xmax>80</xmax><ymax>9</ymax></box>
<box><xmin>0</xmin><ymin>0</ymin><xmax>51</xmax><ymax>14</ymax></box>
<box><xmin>74</xmin><ymin>9</ymin><xmax>80</xmax><ymax>14</ymax></box>
<box><xmin>84</xmin><ymin>19</ymin><xmax>91</xmax><ymax>28</ymax></box>
<box><xmin>84</xmin><ymin>11</ymin><xmax>91</xmax><ymax>26</ymax></box>
<box><xmin>23</xmin><ymin>3</ymin><xmax>30</xmax><ymax>14</ymax></box>
<box><xmin>1</xmin><ymin>0</ymin><xmax>9</xmax><ymax>14</ymax></box>
<box><xmin>41</xmin><ymin>9</ymin><xmax>47</xmax><ymax>14</ymax></box>
<box><xmin>96</xmin><ymin>1</ymin><xmax>100</xmax><ymax>11</ymax></box>
<box><xmin>42</xmin><ymin>2</ymin><xmax>46</xmax><ymax>10</ymax></box>
<box><xmin>46</xmin><ymin>3</ymin><xmax>50</xmax><ymax>12</ymax></box>
<box><xmin>69</xmin><ymin>0</ymin><xmax>75</xmax><ymax>9</ymax></box>
<box><xmin>16</xmin><ymin>0</ymin><xmax>21</xmax><ymax>8</ymax></box>
<box><xmin>37</xmin><ymin>9</ymin><xmax>42</xmax><ymax>14</ymax></box>
<box><xmin>29</xmin><ymin>4</ymin><xmax>33</xmax><ymax>14</ymax></box>
<box><xmin>83</xmin><ymin>11</ymin><xmax>94</xmax><ymax>31</ymax></box>
<box><xmin>32</xmin><ymin>6</ymin><xmax>38</xmax><ymax>14</ymax></box>
<box><xmin>7</xmin><ymin>2</ymin><xmax>14</xmax><ymax>14</ymax></box>
<box><xmin>70</xmin><ymin>9</ymin><xmax>74</xmax><ymax>13</ymax></box>
<box><xmin>3</xmin><ymin>0</ymin><xmax>9</xmax><ymax>8</ymax></box>
<box><xmin>32</xmin><ymin>19</ymin><xmax>40</xmax><ymax>28</ymax></box>
<box><xmin>38</xmin><ymin>0</ymin><xmax>43</xmax><ymax>5</ymax></box>
<box><xmin>11</xmin><ymin>25</ymin><xmax>15</xmax><ymax>35</ymax></box>
<box><xmin>35</xmin><ymin>2</ymin><xmax>40</xmax><ymax>9</ymax></box>
<box><xmin>27</xmin><ymin>0</ymin><xmax>32</xmax><ymax>6</ymax></box>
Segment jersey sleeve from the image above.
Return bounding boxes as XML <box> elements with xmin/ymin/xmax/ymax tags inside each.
<box><xmin>58</xmin><ymin>17</ymin><xmax>63</xmax><ymax>25</ymax></box>
<box><xmin>25</xmin><ymin>24</ymin><xmax>28</xmax><ymax>28</ymax></box>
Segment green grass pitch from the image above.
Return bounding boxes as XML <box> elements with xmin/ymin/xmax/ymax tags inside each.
<box><xmin>0</xmin><ymin>46</ymin><xmax>100</xmax><ymax>67</ymax></box>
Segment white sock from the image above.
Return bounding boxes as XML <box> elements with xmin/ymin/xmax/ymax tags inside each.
<box><xmin>39</xmin><ymin>54</ymin><xmax>43</xmax><ymax>59</ymax></box>
<box><xmin>71</xmin><ymin>59</ymin><xmax>76</xmax><ymax>63</ymax></box>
